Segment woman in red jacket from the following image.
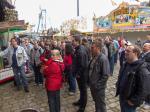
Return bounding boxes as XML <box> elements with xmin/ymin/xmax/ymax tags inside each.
<box><xmin>64</xmin><ymin>43</ymin><xmax>76</xmax><ymax>95</ymax></box>
<box><xmin>43</xmin><ymin>49</ymin><xmax>64</xmax><ymax>112</ymax></box>
<box><xmin>40</xmin><ymin>42</ymin><xmax>51</xmax><ymax>64</ymax></box>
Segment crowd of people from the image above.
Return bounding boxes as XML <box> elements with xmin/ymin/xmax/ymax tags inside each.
<box><xmin>0</xmin><ymin>34</ymin><xmax>150</xmax><ymax>112</ymax></box>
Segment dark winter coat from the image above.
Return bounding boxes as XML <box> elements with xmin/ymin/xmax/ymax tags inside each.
<box><xmin>43</xmin><ymin>59</ymin><xmax>65</xmax><ymax>91</ymax></box>
<box><xmin>116</xmin><ymin>60</ymin><xmax>150</xmax><ymax>106</ymax></box>
<box><xmin>72</xmin><ymin>45</ymin><xmax>89</xmax><ymax>78</ymax></box>
<box><xmin>88</xmin><ymin>53</ymin><xmax>110</xmax><ymax>90</ymax></box>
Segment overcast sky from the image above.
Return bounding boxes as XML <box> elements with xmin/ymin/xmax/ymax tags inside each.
<box><xmin>14</xmin><ymin>0</ymin><xmax>139</xmax><ymax>29</ymax></box>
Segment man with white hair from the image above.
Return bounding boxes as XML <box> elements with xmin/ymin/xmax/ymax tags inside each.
<box><xmin>24</xmin><ymin>38</ymin><xmax>33</xmax><ymax>58</ymax></box>
<box><xmin>140</xmin><ymin>42</ymin><xmax>150</xmax><ymax>109</ymax></box>
<box><xmin>23</xmin><ymin>38</ymin><xmax>33</xmax><ymax>73</ymax></box>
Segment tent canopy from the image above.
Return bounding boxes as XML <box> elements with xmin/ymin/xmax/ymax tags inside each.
<box><xmin>0</xmin><ymin>20</ymin><xmax>26</xmax><ymax>34</ymax></box>
<box><xmin>0</xmin><ymin>27</ymin><xmax>26</xmax><ymax>34</ymax></box>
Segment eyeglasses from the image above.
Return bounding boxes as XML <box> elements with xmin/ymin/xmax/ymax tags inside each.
<box><xmin>51</xmin><ymin>53</ymin><xmax>60</xmax><ymax>56</ymax></box>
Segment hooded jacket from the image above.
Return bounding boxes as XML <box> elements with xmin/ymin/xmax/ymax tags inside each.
<box><xmin>43</xmin><ymin>59</ymin><xmax>65</xmax><ymax>91</ymax></box>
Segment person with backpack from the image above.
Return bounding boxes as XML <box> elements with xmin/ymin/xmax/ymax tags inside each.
<box><xmin>140</xmin><ymin>42</ymin><xmax>150</xmax><ymax>109</ymax></box>
<box><xmin>30</xmin><ymin>41</ymin><xmax>44</xmax><ymax>86</ymax></box>
<box><xmin>116</xmin><ymin>45</ymin><xmax>150</xmax><ymax>112</ymax></box>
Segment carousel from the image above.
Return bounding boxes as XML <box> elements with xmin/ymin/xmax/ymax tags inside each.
<box><xmin>93</xmin><ymin>1</ymin><xmax>150</xmax><ymax>41</ymax></box>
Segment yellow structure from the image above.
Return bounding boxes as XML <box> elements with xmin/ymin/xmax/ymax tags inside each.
<box><xmin>93</xmin><ymin>1</ymin><xmax>150</xmax><ymax>33</ymax></box>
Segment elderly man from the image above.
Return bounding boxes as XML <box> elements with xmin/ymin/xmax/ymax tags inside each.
<box><xmin>23</xmin><ymin>38</ymin><xmax>33</xmax><ymax>73</ymax></box>
<box><xmin>140</xmin><ymin>42</ymin><xmax>150</xmax><ymax>109</ymax></box>
<box><xmin>116</xmin><ymin>45</ymin><xmax>150</xmax><ymax>112</ymax></box>
<box><xmin>88</xmin><ymin>40</ymin><xmax>110</xmax><ymax>112</ymax></box>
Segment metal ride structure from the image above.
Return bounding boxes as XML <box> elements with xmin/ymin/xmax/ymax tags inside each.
<box><xmin>77</xmin><ymin>0</ymin><xmax>79</xmax><ymax>16</ymax></box>
<box><xmin>37</xmin><ymin>9</ymin><xmax>47</xmax><ymax>34</ymax></box>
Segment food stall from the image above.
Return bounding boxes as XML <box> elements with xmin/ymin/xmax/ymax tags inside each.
<box><xmin>0</xmin><ymin>0</ymin><xmax>27</xmax><ymax>84</ymax></box>
<box><xmin>0</xmin><ymin>20</ymin><xmax>26</xmax><ymax>84</ymax></box>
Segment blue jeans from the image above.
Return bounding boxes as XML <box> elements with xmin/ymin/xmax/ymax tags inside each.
<box><xmin>33</xmin><ymin>64</ymin><xmax>43</xmax><ymax>84</ymax></box>
<box><xmin>114</xmin><ymin>51</ymin><xmax>118</xmax><ymax>64</ymax></box>
<box><xmin>109</xmin><ymin>55</ymin><xmax>115</xmax><ymax>75</ymax></box>
<box><xmin>47</xmin><ymin>90</ymin><xmax>60</xmax><ymax>112</ymax></box>
<box><xmin>119</xmin><ymin>96</ymin><xmax>136</xmax><ymax>112</ymax></box>
<box><xmin>13</xmin><ymin>65</ymin><xmax>28</xmax><ymax>88</ymax></box>
<box><xmin>76</xmin><ymin>77</ymin><xmax>87</xmax><ymax>110</ymax></box>
<box><xmin>66</xmin><ymin>69</ymin><xmax>76</xmax><ymax>92</ymax></box>
<box><xmin>90</xmin><ymin>88</ymin><xmax>106</xmax><ymax>112</ymax></box>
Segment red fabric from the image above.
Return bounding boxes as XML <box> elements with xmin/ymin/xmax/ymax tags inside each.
<box><xmin>64</xmin><ymin>54</ymin><xmax>72</xmax><ymax>69</ymax></box>
<box><xmin>43</xmin><ymin>59</ymin><xmax>65</xmax><ymax>91</ymax></box>
<box><xmin>118</xmin><ymin>39</ymin><xmax>123</xmax><ymax>48</ymax></box>
<box><xmin>0</xmin><ymin>76</ymin><xmax>14</xmax><ymax>84</ymax></box>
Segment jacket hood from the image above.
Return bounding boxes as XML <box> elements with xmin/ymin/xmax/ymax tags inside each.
<box><xmin>53</xmin><ymin>59</ymin><xmax>63</xmax><ymax>63</ymax></box>
<box><xmin>129</xmin><ymin>59</ymin><xmax>144</xmax><ymax>68</ymax></box>
<box><xmin>76</xmin><ymin>44</ymin><xmax>85</xmax><ymax>49</ymax></box>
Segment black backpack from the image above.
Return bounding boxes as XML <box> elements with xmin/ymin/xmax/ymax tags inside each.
<box><xmin>125</xmin><ymin>62</ymin><xmax>150</xmax><ymax>101</ymax></box>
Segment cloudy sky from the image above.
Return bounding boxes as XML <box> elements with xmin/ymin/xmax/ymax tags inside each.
<box><xmin>14</xmin><ymin>0</ymin><xmax>139</xmax><ymax>29</ymax></box>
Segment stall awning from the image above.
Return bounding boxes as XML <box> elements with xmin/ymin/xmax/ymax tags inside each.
<box><xmin>0</xmin><ymin>20</ymin><xmax>27</xmax><ymax>34</ymax></box>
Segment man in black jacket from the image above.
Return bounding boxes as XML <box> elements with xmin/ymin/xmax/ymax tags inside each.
<box><xmin>140</xmin><ymin>42</ymin><xmax>150</xmax><ymax>109</ymax></box>
<box><xmin>89</xmin><ymin>40</ymin><xmax>110</xmax><ymax>112</ymax></box>
<box><xmin>116</xmin><ymin>45</ymin><xmax>150</xmax><ymax>112</ymax></box>
<box><xmin>72</xmin><ymin>36</ymin><xmax>89</xmax><ymax>112</ymax></box>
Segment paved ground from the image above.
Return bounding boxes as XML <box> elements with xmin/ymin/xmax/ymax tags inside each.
<box><xmin>0</xmin><ymin>64</ymin><xmax>150</xmax><ymax>112</ymax></box>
